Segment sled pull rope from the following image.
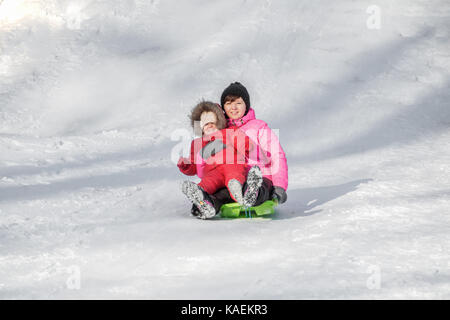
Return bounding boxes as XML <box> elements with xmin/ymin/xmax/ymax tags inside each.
<box><xmin>244</xmin><ymin>206</ymin><xmax>251</xmax><ymax>219</ymax></box>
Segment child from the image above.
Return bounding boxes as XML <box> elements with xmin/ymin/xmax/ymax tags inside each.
<box><xmin>191</xmin><ymin>82</ymin><xmax>288</xmax><ymax>217</ymax></box>
<box><xmin>178</xmin><ymin>101</ymin><xmax>262</xmax><ymax>219</ymax></box>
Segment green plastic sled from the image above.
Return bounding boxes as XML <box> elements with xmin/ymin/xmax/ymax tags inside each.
<box><xmin>220</xmin><ymin>200</ymin><xmax>278</xmax><ymax>218</ymax></box>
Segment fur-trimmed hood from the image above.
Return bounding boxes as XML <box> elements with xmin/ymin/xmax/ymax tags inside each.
<box><xmin>189</xmin><ymin>100</ymin><xmax>227</xmax><ymax>136</ymax></box>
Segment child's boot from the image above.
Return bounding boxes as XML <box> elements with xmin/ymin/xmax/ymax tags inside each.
<box><xmin>227</xmin><ymin>179</ymin><xmax>244</xmax><ymax>206</ymax></box>
<box><xmin>243</xmin><ymin>166</ymin><xmax>263</xmax><ymax>208</ymax></box>
<box><xmin>181</xmin><ymin>181</ymin><xmax>216</xmax><ymax>219</ymax></box>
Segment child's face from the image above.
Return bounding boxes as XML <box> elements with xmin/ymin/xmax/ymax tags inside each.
<box><xmin>203</xmin><ymin>122</ymin><xmax>218</xmax><ymax>135</ymax></box>
<box><xmin>224</xmin><ymin>97</ymin><xmax>246</xmax><ymax>119</ymax></box>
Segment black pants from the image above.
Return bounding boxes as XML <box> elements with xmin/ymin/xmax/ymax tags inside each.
<box><xmin>209</xmin><ymin>177</ymin><xmax>274</xmax><ymax>213</ymax></box>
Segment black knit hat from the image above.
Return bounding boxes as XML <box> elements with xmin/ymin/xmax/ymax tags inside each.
<box><xmin>220</xmin><ymin>82</ymin><xmax>250</xmax><ymax>115</ymax></box>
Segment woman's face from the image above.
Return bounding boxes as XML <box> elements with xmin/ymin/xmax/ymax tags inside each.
<box><xmin>224</xmin><ymin>97</ymin><xmax>246</xmax><ymax>119</ymax></box>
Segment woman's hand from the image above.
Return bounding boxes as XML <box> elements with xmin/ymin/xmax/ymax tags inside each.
<box><xmin>272</xmin><ymin>186</ymin><xmax>287</xmax><ymax>204</ymax></box>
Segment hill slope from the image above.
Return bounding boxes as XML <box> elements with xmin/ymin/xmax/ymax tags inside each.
<box><xmin>0</xmin><ymin>0</ymin><xmax>449</xmax><ymax>298</ymax></box>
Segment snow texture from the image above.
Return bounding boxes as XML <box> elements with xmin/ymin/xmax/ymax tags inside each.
<box><xmin>1</xmin><ymin>0</ymin><xmax>450</xmax><ymax>299</ymax></box>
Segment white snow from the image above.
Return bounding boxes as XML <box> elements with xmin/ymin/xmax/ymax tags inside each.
<box><xmin>1</xmin><ymin>0</ymin><xmax>450</xmax><ymax>299</ymax></box>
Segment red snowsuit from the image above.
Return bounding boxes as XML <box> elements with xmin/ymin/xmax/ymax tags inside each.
<box><xmin>178</xmin><ymin>128</ymin><xmax>253</xmax><ymax>199</ymax></box>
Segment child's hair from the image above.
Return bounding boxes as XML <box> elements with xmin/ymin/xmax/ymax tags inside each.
<box><xmin>190</xmin><ymin>100</ymin><xmax>227</xmax><ymax>136</ymax></box>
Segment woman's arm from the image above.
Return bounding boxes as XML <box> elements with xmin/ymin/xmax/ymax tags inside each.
<box><xmin>257</xmin><ymin>124</ymin><xmax>288</xmax><ymax>191</ymax></box>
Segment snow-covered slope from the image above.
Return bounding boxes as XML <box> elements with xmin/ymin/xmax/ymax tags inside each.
<box><xmin>1</xmin><ymin>0</ymin><xmax>449</xmax><ymax>299</ymax></box>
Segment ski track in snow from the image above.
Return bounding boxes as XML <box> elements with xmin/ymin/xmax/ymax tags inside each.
<box><xmin>0</xmin><ymin>0</ymin><xmax>450</xmax><ymax>299</ymax></box>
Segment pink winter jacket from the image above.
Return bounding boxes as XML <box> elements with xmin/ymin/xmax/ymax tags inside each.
<box><xmin>195</xmin><ymin>108</ymin><xmax>288</xmax><ymax>191</ymax></box>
